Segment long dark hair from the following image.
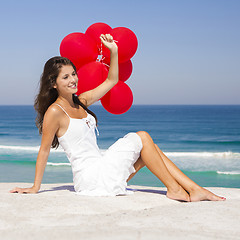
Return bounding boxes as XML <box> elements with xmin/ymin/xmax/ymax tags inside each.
<box><xmin>34</xmin><ymin>56</ymin><xmax>98</xmax><ymax>149</ymax></box>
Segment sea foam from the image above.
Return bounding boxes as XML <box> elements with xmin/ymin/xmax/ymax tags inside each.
<box><xmin>47</xmin><ymin>162</ymin><xmax>71</xmax><ymax>166</ymax></box>
<box><xmin>217</xmin><ymin>171</ymin><xmax>240</xmax><ymax>175</ymax></box>
<box><xmin>0</xmin><ymin>145</ymin><xmax>239</xmax><ymax>158</ymax></box>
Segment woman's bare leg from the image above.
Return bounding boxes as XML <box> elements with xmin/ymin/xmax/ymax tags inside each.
<box><xmin>127</xmin><ymin>157</ymin><xmax>145</xmax><ymax>182</ymax></box>
<box><xmin>154</xmin><ymin>145</ymin><xmax>226</xmax><ymax>201</ymax></box>
<box><xmin>136</xmin><ymin>131</ymin><xmax>190</xmax><ymax>202</ymax></box>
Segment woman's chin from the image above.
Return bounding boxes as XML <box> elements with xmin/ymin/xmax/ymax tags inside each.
<box><xmin>70</xmin><ymin>88</ymin><xmax>78</xmax><ymax>94</ymax></box>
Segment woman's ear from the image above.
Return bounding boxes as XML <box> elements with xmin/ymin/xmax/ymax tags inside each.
<box><xmin>50</xmin><ymin>78</ymin><xmax>57</xmax><ymax>89</ymax></box>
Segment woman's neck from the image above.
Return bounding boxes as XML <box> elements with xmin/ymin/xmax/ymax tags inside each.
<box><xmin>56</xmin><ymin>95</ymin><xmax>76</xmax><ymax>108</ymax></box>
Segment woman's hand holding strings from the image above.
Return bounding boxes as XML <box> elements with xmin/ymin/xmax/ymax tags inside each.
<box><xmin>100</xmin><ymin>34</ymin><xmax>118</xmax><ymax>53</ymax></box>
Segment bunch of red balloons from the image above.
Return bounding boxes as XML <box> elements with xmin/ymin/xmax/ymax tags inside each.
<box><xmin>59</xmin><ymin>22</ymin><xmax>138</xmax><ymax>114</ymax></box>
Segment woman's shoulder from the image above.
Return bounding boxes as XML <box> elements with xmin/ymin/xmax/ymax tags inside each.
<box><xmin>41</xmin><ymin>103</ymin><xmax>62</xmax><ymax>133</ymax></box>
<box><xmin>78</xmin><ymin>96</ymin><xmax>88</xmax><ymax>106</ymax></box>
<box><xmin>44</xmin><ymin>103</ymin><xmax>64</xmax><ymax>120</ymax></box>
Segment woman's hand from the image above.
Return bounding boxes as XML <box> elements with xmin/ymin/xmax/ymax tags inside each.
<box><xmin>9</xmin><ymin>185</ymin><xmax>39</xmax><ymax>194</ymax></box>
<box><xmin>100</xmin><ymin>34</ymin><xmax>118</xmax><ymax>53</ymax></box>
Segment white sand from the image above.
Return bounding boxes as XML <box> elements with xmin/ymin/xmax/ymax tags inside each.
<box><xmin>0</xmin><ymin>183</ymin><xmax>240</xmax><ymax>240</ymax></box>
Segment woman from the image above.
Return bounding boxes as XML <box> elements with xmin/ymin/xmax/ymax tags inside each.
<box><xmin>10</xmin><ymin>34</ymin><xmax>225</xmax><ymax>202</ymax></box>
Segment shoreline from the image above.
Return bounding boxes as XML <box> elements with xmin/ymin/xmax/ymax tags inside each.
<box><xmin>1</xmin><ymin>183</ymin><xmax>240</xmax><ymax>239</ymax></box>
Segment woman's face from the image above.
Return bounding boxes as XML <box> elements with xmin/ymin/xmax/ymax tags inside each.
<box><xmin>54</xmin><ymin>65</ymin><xmax>78</xmax><ymax>95</ymax></box>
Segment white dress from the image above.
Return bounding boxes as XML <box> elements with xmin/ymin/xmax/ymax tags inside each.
<box><xmin>55</xmin><ymin>104</ymin><xmax>143</xmax><ymax>196</ymax></box>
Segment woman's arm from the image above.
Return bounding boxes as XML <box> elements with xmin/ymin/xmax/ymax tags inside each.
<box><xmin>78</xmin><ymin>34</ymin><xmax>118</xmax><ymax>107</ymax></box>
<box><xmin>9</xmin><ymin>106</ymin><xmax>60</xmax><ymax>194</ymax></box>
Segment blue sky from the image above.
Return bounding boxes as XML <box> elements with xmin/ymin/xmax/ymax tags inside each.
<box><xmin>0</xmin><ymin>0</ymin><xmax>239</xmax><ymax>105</ymax></box>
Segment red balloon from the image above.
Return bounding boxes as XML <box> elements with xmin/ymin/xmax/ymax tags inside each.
<box><xmin>101</xmin><ymin>81</ymin><xmax>133</xmax><ymax>114</ymax></box>
<box><xmin>119</xmin><ymin>60</ymin><xmax>133</xmax><ymax>82</ymax></box>
<box><xmin>76</xmin><ymin>61</ymin><xmax>108</xmax><ymax>95</ymax></box>
<box><xmin>102</xmin><ymin>27</ymin><xmax>138</xmax><ymax>63</ymax></box>
<box><xmin>85</xmin><ymin>22</ymin><xmax>112</xmax><ymax>51</ymax></box>
<box><xmin>60</xmin><ymin>32</ymin><xmax>98</xmax><ymax>70</ymax></box>
<box><xmin>102</xmin><ymin>59</ymin><xmax>133</xmax><ymax>82</ymax></box>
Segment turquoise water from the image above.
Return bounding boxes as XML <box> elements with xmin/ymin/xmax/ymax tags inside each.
<box><xmin>0</xmin><ymin>105</ymin><xmax>240</xmax><ymax>188</ymax></box>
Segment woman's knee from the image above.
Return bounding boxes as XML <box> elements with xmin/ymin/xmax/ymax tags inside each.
<box><xmin>136</xmin><ymin>131</ymin><xmax>152</xmax><ymax>145</ymax></box>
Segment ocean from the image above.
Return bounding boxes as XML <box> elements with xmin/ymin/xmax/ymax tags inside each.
<box><xmin>0</xmin><ymin>105</ymin><xmax>239</xmax><ymax>188</ymax></box>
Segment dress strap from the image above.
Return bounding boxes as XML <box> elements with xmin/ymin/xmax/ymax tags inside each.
<box><xmin>54</xmin><ymin>104</ymin><xmax>70</xmax><ymax>118</ymax></box>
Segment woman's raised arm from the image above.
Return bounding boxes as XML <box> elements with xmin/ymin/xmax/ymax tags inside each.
<box><xmin>9</xmin><ymin>106</ymin><xmax>60</xmax><ymax>194</ymax></box>
<box><xmin>78</xmin><ymin>34</ymin><xmax>118</xmax><ymax>107</ymax></box>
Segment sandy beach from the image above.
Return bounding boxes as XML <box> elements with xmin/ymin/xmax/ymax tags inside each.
<box><xmin>0</xmin><ymin>183</ymin><xmax>239</xmax><ymax>240</ymax></box>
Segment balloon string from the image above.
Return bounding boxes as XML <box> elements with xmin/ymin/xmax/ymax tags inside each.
<box><xmin>100</xmin><ymin>41</ymin><xmax>109</xmax><ymax>69</ymax></box>
<box><xmin>103</xmin><ymin>62</ymin><xmax>110</xmax><ymax>68</ymax></box>
<box><xmin>100</xmin><ymin>41</ymin><xmax>103</xmax><ymax>63</ymax></box>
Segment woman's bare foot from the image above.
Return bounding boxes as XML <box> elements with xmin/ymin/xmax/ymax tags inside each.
<box><xmin>190</xmin><ymin>186</ymin><xmax>226</xmax><ymax>202</ymax></box>
<box><xmin>166</xmin><ymin>185</ymin><xmax>190</xmax><ymax>202</ymax></box>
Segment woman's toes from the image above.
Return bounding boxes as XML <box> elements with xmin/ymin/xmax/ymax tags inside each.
<box><xmin>190</xmin><ymin>187</ymin><xmax>226</xmax><ymax>202</ymax></box>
